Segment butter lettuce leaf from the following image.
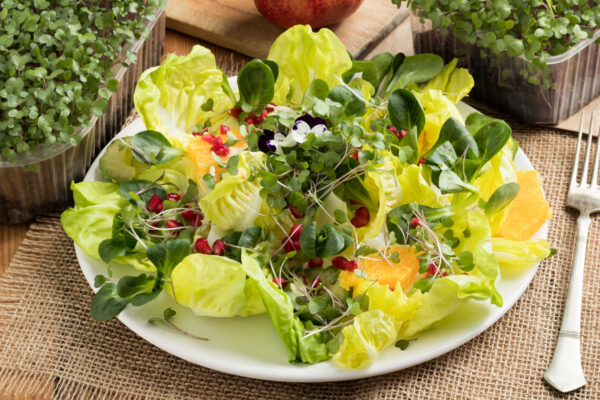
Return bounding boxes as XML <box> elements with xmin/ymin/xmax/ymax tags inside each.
<box><xmin>134</xmin><ymin>45</ymin><xmax>235</xmax><ymax>149</ymax></box>
<box><xmin>167</xmin><ymin>253</ymin><xmax>265</xmax><ymax>317</ymax></box>
<box><xmin>268</xmin><ymin>25</ymin><xmax>352</xmax><ymax>104</ymax></box>
<box><xmin>424</xmin><ymin>58</ymin><xmax>474</xmax><ymax>104</ymax></box>
<box><xmin>415</xmin><ymin>89</ymin><xmax>464</xmax><ymax>154</ymax></box>
<box><xmin>492</xmin><ymin>237</ymin><xmax>550</xmax><ymax>272</ymax></box>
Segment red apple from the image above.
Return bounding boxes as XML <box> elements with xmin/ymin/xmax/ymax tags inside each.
<box><xmin>254</xmin><ymin>0</ymin><xmax>364</xmax><ymax>29</ymax></box>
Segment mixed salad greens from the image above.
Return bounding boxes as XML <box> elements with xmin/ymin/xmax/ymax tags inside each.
<box><xmin>62</xmin><ymin>25</ymin><xmax>553</xmax><ymax>369</ymax></box>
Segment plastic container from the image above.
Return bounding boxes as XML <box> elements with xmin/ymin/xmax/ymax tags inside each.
<box><xmin>0</xmin><ymin>11</ymin><xmax>166</xmax><ymax>224</ymax></box>
<box><xmin>410</xmin><ymin>11</ymin><xmax>600</xmax><ymax>124</ymax></box>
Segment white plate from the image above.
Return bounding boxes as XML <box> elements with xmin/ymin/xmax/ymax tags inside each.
<box><xmin>75</xmin><ymin>99</ymin><xmax>548</xmax><ymax>382</ymax></box>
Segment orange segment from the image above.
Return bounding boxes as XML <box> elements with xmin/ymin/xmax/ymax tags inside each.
<box><xmin>187</xmin><ymin>129</ymin><xmax>247</xmax><ymax>178</ymax></box>
<box><xmin>338</xmin><ymin>245</ymin><xmax>421</xmax><ymax>293</ymax></box>
<box><xmin>496</xmin><ymin>170</ymin><xmax>552</xmax><ymax>241</ymax></box>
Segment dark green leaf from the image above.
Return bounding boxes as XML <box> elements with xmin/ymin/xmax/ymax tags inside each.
<box><xmin>327</xmin><ymin>85</ymin><xmax>366</xmax><ymax>117</ymax></box>
<box><xmin>90</xmin><ymin>283</ymin><xmax>129</xmax><ymax>321</ymax></box>
<box><xmin>237</xmin><ymin>59</ymin><xmax>275</xmax><ymax>106</ymax></box>
<box><xmin>130</xmin><ymin>130</ymin><xmax>184</xmax><ymax>165</ymax></box>
<box><xmin>299</xmin><ymin>221</ymin><xmax>317</xmax><ymax>257</ymax></box>
<box><xmin>116</xmin><ymin>274</ymin><xmax>156</xmax><ymax>298</ymax></box>
<box><xmin>485</xmin><ymin>182</ymin><xmax>520</xmax><ymax>216</ymax></box>
<box><xmin>146</xmin><ymin>239</ymin><xmax>191</xmax><ymax>278</ymax></box>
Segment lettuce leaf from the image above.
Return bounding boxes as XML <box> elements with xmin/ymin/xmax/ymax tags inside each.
<box><xmin>399</xmin><ymin>275</ymin><xmax>496</xmax><ymax>339</ymax></box>
<box><xmin>167</xmin><ymin>253</ymin><xmax>265</xmax><ymax>317</ymax></box>
<box><xmin>397</xmin><ymin>164</ymin><xmax>447</xmax><ymax>208</ymax></box>
<box><xmin>268</xmin><ymin>25</ymin><xmax>352</xmax><ymax>104</ymax></box>
<box><xmin>334</xmin><ymin>310</ymin><xmax>400</xmax><ymax>369</ymax></box>
<box><xmin>415</xmin><ymin>89</ymin><xmax>464</xmax><ymax>154</ymax></box>
<box><xmin>492</xmin><ymin>237</ymin><xmax>550</xmax><ymax>272</ymax></box>
<box><xmin>62</xmin><ymin>181</ymin><xmax>127</xmax><ymax>259</ymax></box>
<box><xmin>240</xmin><ymin>251</ymin><xmax>329</xmax><ymax>363</ymax></box>
<box><xmin>134</xmin><ymin>45</ymin><xmax>236</xmax><ymax>149</ymax></box>
<box><xmin>424</xmin><ymin>58</ymin><xmax>474</xmax><ymax>104</ymax></box>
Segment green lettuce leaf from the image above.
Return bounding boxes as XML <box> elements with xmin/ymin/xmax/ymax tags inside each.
<box><xmin>268</xmin><ymin>25</ymin><xmax>352</xmax><ymax>104</ymax></box>
<box><xmin>62</xmin><ymin>181</ymin><xmax>127</xmax><ymax>259</ymax></box>
<box><xmin>167</xmin><ymin>253</ymin><xmax>265</xmax><ymax>317</ymax></box>
<box><xmin>397</xmin><ymin>164</ymin><xmax>447</xmax><ymax>208</ymax></box>
<box><xmin>492</xmin><ymin>237</ymin><xmax>550</xmax><ymax>272</ymax></box>
<box><xmin>133</xmin><ymin>45</ymin><xmax>236</xmax><ymax>149</ymax></box>
<box><xmin>399</xmin><ymin>274</ymin><xmax>496</xmax><ymax>339</ymax></box>
<box><xmin>415</xmin><ymin>89</ymin><xmax>464</xmax><ymax>154</ymax></box>
<box><xmin>424</xmin><ymin>58</ymin><xmax>474</xmax><ymax>104</ymax></box>
<box><xmin>334</xmin><ymin>309</ymin><xmax>400</xmax><ymax>369</ymax></box>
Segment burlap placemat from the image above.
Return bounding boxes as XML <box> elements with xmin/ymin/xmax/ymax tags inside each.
<box><xmin>1</xmin><ymin>125</ymin><xmax>599</xmax><ymax>399</ymax></box>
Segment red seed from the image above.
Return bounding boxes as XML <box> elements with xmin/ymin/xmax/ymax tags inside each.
<box><xmin>182</xmin><ymin>206</ymin><xmax>204</xmax><ymax>226</ymax></box>
<box><xmin>331</xmin><ymin>257</ymin><xmax>357</xmax><ymax>271</ymax></box>
<box><xmin>398</xmin><ymin>129</ymin><xmax>408</xmax><ymax>139</ymax></box>
<box><xmin>266</xmin><ymin>103</ymin><xmax>276</xmax><ymax>113</ymax></box>
<box><xmin>351</xmin><ymin>152</ymin><xmax>359</xmax><ymax>162</ymax></box>
<box><xmin>165</xmin><ymin>219</ymin><xmax>183</xmax><ymax>230</ymax></box>
<box><xmin>310</xmin><ymin>277</ymin><xmax>321</xmax><ymax>288</ymax></box>
<box><xmin>201</xmin><ymin>133</ymin><xmax>217</xmax><ymax>144</ymax></box>
<box><xmin>417</xmin><ymin>156</ymin><xmax>426</xmax><ymax>166</ymax></box>
<box><xmin>427</xmin><ymin>263</ymin><xmax>438</xmax><ymax>276</ymax></box>
<box><xmin>219</xmin><ymin>124</ymin><xmax>230</xmax><ymax>136</ymax></box>
<box><xmin>288</xmin><ymin>205</ymin><xmax>304</xmax><ymax>218</ymax></box>
<box><xmin>290</xmin><ymin>224</ymin><xmax>303</xmax><ymax>240</ymax></box>
<box><xmin>166</xmin><ymin>193</ymin><xmax>181</xmax><ymax>202</ymax></box>
<box><xmin>308</xmin><ymin>257</ymin><xmax>323</xmax><ymax>268</ymax></box>
<box><xmin>244</xmin><ymin>115</ymin><xmax>257</xmax><ymax>125</ymax></box>
<box><xmin>194</xmin><ymin>238</ymin><xmax>212</xmax><ymax>254</ymax></box>
<box><xmin>411</xmin><ymin>217</ymin><xmax>421</xmax><ymax>227</ymax></box>
<box><xmin>147</xmin><ymin>194</ymin><xmax>163</xmax><ymax>213</ymax></box>
<box><xmin>257</xmin><ymin>109</ymin><xmax>268</xmax><ymax>123</ymax></box>
<box><xmin>349</xmin><ymin>199</ymin><xmax>362</xmax><ymax>205</ymax></box>
<box><xmin>212</xmin><ymin>143</ymin><xmax>229</xmax><ymax>156</ymax></box>
<box><xmin>386</xmin><ymin>125</ymin><xmax>398</xmax><ymax>136</ymax></box>
<box><xmin>351</xmin><ymin>206</ymin><xmax>370</xmax><ymax>228</ymax></box>
<box><xmin>441</xmin><ymin>271</ymin><xmax>449</xmax><ymax>277</ymax></box>
<box><xmin>213</xmin><ymin>239</ymin><xmax>227</xmax><ymax>256</ymax></box>
<box><xmin>272</xmin><ymin>277</ymin><xmax>286</xmax><ymax>288</ymax></box>
<box><xmin>230</xmin><ymin>107</ymin><xmax>243</xmax><ymax>118</ymax></box>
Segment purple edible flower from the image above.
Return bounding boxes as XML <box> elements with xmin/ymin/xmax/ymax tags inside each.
<box><xmin>294</xmin><ymin>114</ymin><xmax>327</xmax><ymax>129</ymax></box>
<box><xmin>258</xmin><ymin>129</ymin><xmax>277</xmax><ymax>153</ymax></box>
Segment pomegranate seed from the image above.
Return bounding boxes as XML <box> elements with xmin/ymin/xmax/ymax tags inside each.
<box><xmin>441</xmin><ymin>271</ymin><xmax>449</xmax><ymax>277</ymax></box>
<box><xmin>257</xmin><ymin>110</ymin><xmax>268</xmax><ymax>123</ymax></box>
<box><xmin>194</xmin><ymin>238</ymin><xmax>212</xmax><ymax>254</ymax></box>
<box><xmin>308</xmin><ymin>257</ymin><xmax>323</xmax><ymax>268</ymax></box>
<box><xmin>417</xmin><ymin>156</ymin><xmax>426</xmax><ymax>166</ymax></box>
<box><xmin>411</xmin><ymin>217</ymin><xmax>421</xmax><ymax>227</ymax></box>
<box><xmin>213</xmin><ymin>239</ymin><xmax>227</xmax><ymax>256</ymax></box>
<box><xmin>349</xmin><ymin>199</ymin><xmax>362</xmax><ymax>205</ymax></box>
<box><xmin>272</xmin><ymin>277</ymin><xmax>286</xmax><ymax>288</ymax></box>
<box><xmin>212</xmin><ymin>143</ymin><xmax>229</xmax><ymax>157</ymax></box>
<box><xmin>386</xmin><ymin>125</ymin><xmax>398</xmax><ymax>135</ymax></box>
<box><xmin>266</xmin><ymin>103</ymin><xmax>276</xmax><ymax>113</ymax></box>
<box><xmin>230</xmin><ymin>107</ymin><xmax>243</xmax><ymax>118</ymax></box>
<box><xmin>399</xmin><ymin>129</ymin><xmax>408</xmax><ymax>139</ymax></box>
<box><xmin>331</xmin><ymin>257</ymin><xmax>357</xmax><ymax>271</ymax></box>
<box><xmin>182</xmin><ymin>206</ymin><xmax>204</xmax><ymax>226</ymax></box>
<box><xmin>311</xmin><ymin>277</ymin><xmax>321</xmax><ymax>288</ymax></box>
<box><xmin>351</xmin><ymin>152</ymin><xmax>359</xmax><ymax>161</ymax></box>
<box><xmin>166</xmin><ymin>193</ymin><xmax>181</xmax><ymax>202</ymax></box>
<box><xmin>165</xmin><ymin>220</ymin><xmax>183</xmax><ymax>236</ymax></box>
<box><xmin>290</xmin><ymin>224</ymin><xmax>303</xmax><ymax>240</ymax></box>
<box><xmin>351</xmin><ymin>206</ymin><xmax>370</xmax><ymax>228</ymax></box>
<box><xmin>147</xmin><ymin>194</ymin><xmax>163</xmax><ymax>213</ymax></box>
<box><xmin>427</xmin><ymin>263</ymin><xmax>438</xmax><ymax>276</ymax></box>
<box><xmin>244</xmin><ymin>114</ymin><xmax>257</xmax><ymax>125</ymax></box>
<box><xmin>219</xmin><ymin>124</ymin><xmax>230</xmax><ymax>135</ymax></box>
<box><xmin>201</xmin><ymin>133</ymin><xmax>217</xmax><ymax>144</ymax></box>
<box><xmin>288</xmin><ymin>205</ymin><xmax>304</xmax><ymax>218</ymax></box>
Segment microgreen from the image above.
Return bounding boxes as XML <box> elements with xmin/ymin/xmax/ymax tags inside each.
<box><xmin>0</xmin><ymin>0</ymin><xmax>165</xmax><ymax>161</ymax></box>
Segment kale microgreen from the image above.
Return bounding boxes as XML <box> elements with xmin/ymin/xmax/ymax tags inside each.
<box><xmin>0</xmin><ymin>0</ymin><xmax>164</xmax><ymax>161</ymax></box>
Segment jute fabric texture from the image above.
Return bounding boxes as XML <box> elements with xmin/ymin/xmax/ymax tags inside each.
<box><xmin>0</xmin><ymin>123</ymin><xmax>599</xmax><ymax>399</ymax></box>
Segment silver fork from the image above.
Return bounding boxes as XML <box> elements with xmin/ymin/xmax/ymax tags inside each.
<box><xmin>544</xmin><ymin>111</ymin><xmax>600</xmax><ymax>393</ymax></box>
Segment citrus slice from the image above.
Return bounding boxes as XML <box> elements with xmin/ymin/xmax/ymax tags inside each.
<box><xmin>338</xmin><ymin>245</ymin><xmax>421</xmax><ymax>294</ymax></box>
<box><xmin>496</xmin><ymin>170</ymin><xmax>552</xmax><ymax>241</ymax></box>
<box><xmin>187</xmin><ymin>128</ymin><xmax>247</xmax><ymax>178</ymax></box>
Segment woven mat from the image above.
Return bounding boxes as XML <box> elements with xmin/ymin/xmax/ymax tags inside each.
<box><xmin>1</xmin><ymin>125</ymin><xmax>599</xmax><ymax>399</ymax></box>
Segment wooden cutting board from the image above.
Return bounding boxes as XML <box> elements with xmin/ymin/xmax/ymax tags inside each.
<box><xmin>166</xmin><ymin>0</ymin><xmax>409</xmax><ymax>60</ymax></box>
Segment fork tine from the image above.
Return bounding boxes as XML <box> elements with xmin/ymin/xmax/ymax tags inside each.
<box><xmin>592</xmin><ymin>112</ymin><xmax>600</xmax><ymax>187</ymax></box>
<box><xmin>580</xmin><ymin>110</ymin><xmax>594</xmax><ymax>186</ymax></box>
<box><xmin>572</xmin><ymin>110</ymin><xmax>585</xmax><ymax>186</ymax></box>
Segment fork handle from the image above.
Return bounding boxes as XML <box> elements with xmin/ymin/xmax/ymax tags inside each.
<box><xmin>544</xmin><ymin>213</ymin><xmax>589</xmax><ymax>393</ymax></box>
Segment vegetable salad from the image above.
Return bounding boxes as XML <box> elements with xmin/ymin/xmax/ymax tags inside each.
<box><xmin>62</xmin><ymin>25</ymin><xmax>552</xmax><ymax>369</ymax></box>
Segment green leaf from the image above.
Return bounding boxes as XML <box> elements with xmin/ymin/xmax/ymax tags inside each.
<box><xmin>327</xmin><ymin>85</ymin><xmax>366</xmax><ymax>117</ymax></box>
<box><xmin>299</xmin><ymin>221</ymin><xmax>317</xmax><ymax>257</ymax></box>
<box><xmin>119</xmin><ymin>180</ymin><xmax>166</xmax><ymax>204</ymax></box>
<box><xmin>438</xmin><ymin>170</ymin><xmax>478</xmax><ymax>194</ymax></box>
<box><xmin>90</xmin><ymin>283</ymin><xmax>129</xmax><ymax>321</ymax></box>
<box><xmin>316</xmin><ymin>224</ymin><xmax>352</xmax><ymax>258</ymax></box>
<box><xmin>146</xmin><ymin>239</ymin><xmax>191</xmax><ymax>278</ymax></box>
<box><xmin>116</xmin><ymin>274</ymin><xmax>156</xmax><ymax>298</ymax></box>
<box><xmin>200</xmin><ymin>98</ymin><xmax>214</xmax><ymax>112</ymax></box>
<box><xmin>237</xmin><ymin>59</ymin><xmax>275</xmax><ymax>107</ymax></box>
<box><xmin>98</xmin><ymin>238</ymin><xmax>127</xmax><ymax>264</ymax></box>
<box><xmin>395</xmin><ymin>339</ymin><xmax>409</xmax><ymax>350</ymax></box>
<box><xmin>387</xmin><ymin>54</ymin><xmax>444</xmax><ymax>91</ymax></box>
<box><xmin>130</xmin><ymin>130</ymin><xmax>184</xmax><ymax>165</ymax></box>
<box><xmin>485</xmin><ymin>182</ymin><xmax>520</xmax><ymax>216</ymax></box>
<box><xmin>388</xmin><ymin>89</ymin><xmax>425</xmax><ymax>134</ymax></box>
